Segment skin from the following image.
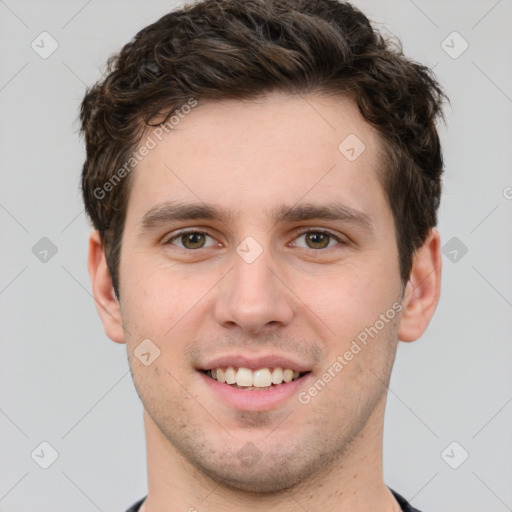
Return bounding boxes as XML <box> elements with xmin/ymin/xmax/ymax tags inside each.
<box><xmin>88</xmin><ymin>93</ymin><xmax>441</xmax><ymax>512</ymax></box>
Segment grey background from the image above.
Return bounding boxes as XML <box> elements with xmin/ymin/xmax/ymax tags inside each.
<box><xmin>0</xmin><ymin>0</ymin><xmax>511</xmax><ymax>511</ymax></box>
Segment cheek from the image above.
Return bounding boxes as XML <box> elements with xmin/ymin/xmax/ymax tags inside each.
<box><xmin>293</xmin><ymin>262</ymin><xmax>392</xmax><ymax>336</ymax></box>
<box><xmin>120</xmin><ymin>256</ymin><xmax>200</xmax><ymax>327</ymax></box>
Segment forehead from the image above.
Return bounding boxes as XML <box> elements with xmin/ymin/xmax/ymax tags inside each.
<box><xmin>127</xmin><ymin>92</ymin><xmax>389</xmax><ymax>227</ymax></box>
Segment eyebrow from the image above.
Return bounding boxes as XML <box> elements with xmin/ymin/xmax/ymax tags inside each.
<box><xmin>139</xmin><ymin>200</ymin><xmax>374</xmax><ymax>234</ymax></box>
<box><xmin>139</xmin><ymin>201</ymin><xmax>234</xmax><ymax>231</ymax></box>
<box><xmin>271</xmin><ymin>203</ymin><xmax>374</xmax><ymax>233</ymax></box>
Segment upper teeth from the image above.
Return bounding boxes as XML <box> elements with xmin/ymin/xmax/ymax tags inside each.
<box><xmin>208</xmin><ymin>367</ymin><xmax>301</xmax><ymax>387</ymax></box>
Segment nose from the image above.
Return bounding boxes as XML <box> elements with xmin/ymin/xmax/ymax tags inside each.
<box><xmin>213</xmin><ymin>248</ymin><xmax>295</xmax><ymax>334</ymax></box>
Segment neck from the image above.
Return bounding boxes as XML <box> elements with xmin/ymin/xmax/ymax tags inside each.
<box><xmin>140</xmin><ymin>396</ymin><xmax>400</xmax><ymax>512</ymax></box>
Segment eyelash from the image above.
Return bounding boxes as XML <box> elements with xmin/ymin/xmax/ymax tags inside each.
<box><xmin>165</xmin><ymin>228</ymin><xmax>345</xmax><ymax>250</ymax></box>
<box><xmin>292</xmin><ymin>229</ymin><xmax>345</xmax><ymax>249</ymax></box>
<box><xmin>165</xmin><ymin>229</ymin><xmax>219</xmax><ymax>249</ymax></box>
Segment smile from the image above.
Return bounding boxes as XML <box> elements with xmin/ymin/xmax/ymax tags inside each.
<box><xmin>203</xmin><ymin>366</ymin><xmax>310</xmax><ymax>390</ymax></box>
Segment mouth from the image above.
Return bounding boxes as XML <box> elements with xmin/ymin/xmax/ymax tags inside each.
<box><xmin>200</xmin><ymin>366</ymin><xmax>312</xmax><ymax>391</ymax></box>
<box><xmin>196</xmin><ymin>354</ymin><xmax>315</xmax><ymax>410</ymax></box>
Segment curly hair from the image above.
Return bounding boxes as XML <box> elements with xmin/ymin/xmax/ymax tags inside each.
<box><xmin>80</xmin><ymin>0</ymin><xmax>448</xmax><ymax>298</ymax></box>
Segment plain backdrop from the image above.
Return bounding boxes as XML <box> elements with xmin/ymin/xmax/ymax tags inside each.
<box><xmin>0</xmin><ymin>1</ymin><xmax>511</xmax><ymax>511</ymax></box>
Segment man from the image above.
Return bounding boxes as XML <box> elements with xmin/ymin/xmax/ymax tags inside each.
<box><xmin>81</xmin><ymin>0</ymin><xmax>447</xmax><ymax>510</ymax></box>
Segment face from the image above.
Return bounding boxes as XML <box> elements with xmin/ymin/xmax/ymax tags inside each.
<box><xmin>115</xmin><ymin>93</ymin><xmax>406</xmax><ymax>491</ymax></box>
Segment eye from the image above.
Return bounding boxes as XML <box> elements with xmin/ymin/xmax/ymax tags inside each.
<box><xmin>167</xmin><ymin>230</ymin><xmax>218</xmax><ymax>250</ymax></box>
<box><xmin>293</xmin><ymin>230</ymin><xmax>343</xmax><ymax>250</ymax></box>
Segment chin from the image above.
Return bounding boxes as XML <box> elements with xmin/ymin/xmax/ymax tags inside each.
<box><xmin>191</xmin><ymin>447</ymin><xmax>324</xmax><ymax>495</ymax></box>
<box><xmin>201</xmin><ymin>465</ymin><xmax>303</xmax><ymax>494</ymax></box>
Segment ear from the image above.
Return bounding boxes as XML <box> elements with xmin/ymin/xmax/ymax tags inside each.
<box><xmin>88</xmin><ymin>230</ymin><xmax>125</xmax><ymax>344</ymax></box>
<box><xmin>398</xmin><ymin>228</ymin><xmax>442</xmax><ymax>342</ymax></box>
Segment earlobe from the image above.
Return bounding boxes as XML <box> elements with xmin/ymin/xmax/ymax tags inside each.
<box><xmin>398</xmin><ymin>228</ymin><xmax>442</xmax><ymax>342</ymax></box>
<box><xmin>87</xmin><ymin>230</ymin><xmax>125</xmax><ymax>344</ymax></box>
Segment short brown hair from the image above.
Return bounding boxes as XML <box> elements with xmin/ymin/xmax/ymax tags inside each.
<box><xmin>80</xmin><ymin>0</ymin><xmax>448</xmax><ymax>298</ymax></box>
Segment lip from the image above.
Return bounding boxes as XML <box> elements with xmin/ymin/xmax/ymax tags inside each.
<box><xmin>197</xmin><ymin>354</ymin><xmax>313</xmax><ymax>372</ymax></box>
<box><xmin>198</xmin><ymin>370</ymin><xmax>314</xmax><ymax>411</ymax></box>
